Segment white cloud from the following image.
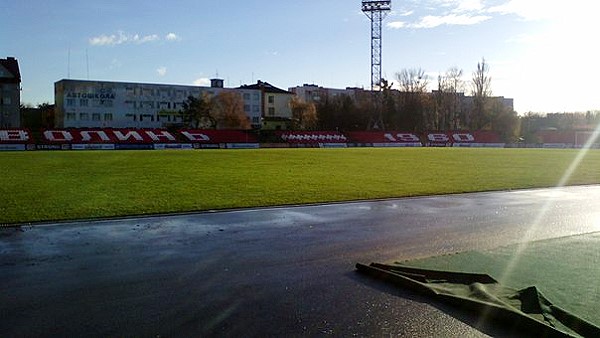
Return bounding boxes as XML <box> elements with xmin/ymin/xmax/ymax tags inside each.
<box><xmin>397</xmin><ymin>10</ymin><xmax>414</xmax><ymax>17</ymax></box>
<box><xmin>415</xmin><ymin>14</ymin><xmax>491</xmax><ymax>28</ymax></box>
<box><xmin>387</xmin><ymin>0</ymin><xmax>493</xmax><ymax>29</ymax></box>
<box><xmin>387</xmin><ymin>21</ymin><xmax>407</xmax><ymax>29</ymax></box>
<box><xmin>138</xmin><ymin>34</ymin><xmax>159</xmax><ymax>43</ymax></box>
<box><xmin>488</xmin><ymin>1</ymin><xmax>552</xmax><ymax>21</ymax></box>
<box><xmin>488</xmin><ymin>0</ymin><xmax>596</xmax><ymax>22</ymax></box>
<box><xmin>157</xmin><ymin>67</ymin><xmax>167</xmax><ymax>77</ymax></box>
<box><xmin>89</xmin><ymin>34</ymin><xmax>119</xmax><ymax>46</ymax></box>
<box><xmin>389</xmin><ymin>14</ymin><xmax>491</xmax><ymax>29</ymax></box>
<box><xmin>89</xmin><ymin>31</ymin><xmax>179</xmax><ymax>46</ymax></box>
<box><xmin>193</xmin><ymin>78</ymin><xmax>210</xmax><ymax>86</ymax></box>
<box><xmin>452</xmin><ymin>0</ymin><xmax>484</xmax><ymax>13</ymax></box>
<box><xmin>166</xmin><ymin>33</ymin><xmax>181</xmax><ymax>41</ymax></box>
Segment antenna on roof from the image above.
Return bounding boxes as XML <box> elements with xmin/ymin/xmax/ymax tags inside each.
<box><xmin>86</xmin><ymin>48</ymin><xmax>90</xmax><ymax>80</ymax></box>
<box><xmin>67</xmin><ymin>45</ymin><xmax>71</xmax><ymax>79</ymax></box>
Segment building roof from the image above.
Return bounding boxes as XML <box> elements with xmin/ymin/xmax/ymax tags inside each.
<box><xmin>0</xmin><ymin>57</ymin><xmax>21</xmax><ymax>83</ymax></box>
<box><xmin>238</xmin><ymin>80</ymin><xmax>292</xmax><ymax>94</ymax></box>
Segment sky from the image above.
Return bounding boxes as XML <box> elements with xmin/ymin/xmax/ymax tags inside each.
<box><xmin>1</xmin><ymin>0</ymin><xmax>598</xmax><ymax>113</ymax></box>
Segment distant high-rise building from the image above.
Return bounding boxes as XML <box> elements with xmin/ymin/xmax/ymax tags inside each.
<box><xmin>0</xmin><ymin>57</ymin><xmax>21</xmax><ymax>128</ymax></box>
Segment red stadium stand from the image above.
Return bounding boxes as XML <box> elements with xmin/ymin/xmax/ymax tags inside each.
<box><xmin>535</xmin><ymin>130</ymin><xmax>599</xmax><ymax>148</ymax></box>
<box><xmin>180</xmin><ymin>130</ymin><xmax>258</xmax><ymax>143</ymax></box>
<box><xmin>181</xmin><ymin>129</ymin><xmax>259</xmax><ymax>149</ymax></box>
<box><xmin>471</xmin><ymin>131</ymin><xmax>502</xmax><ymax>143</ymax></box>
<box><xmin>536</xmin><ymin>131</ymin><xmax>575</xmax><ymax>145</ymax></box>
<box><xmin>276</xmin><ymin>131</ymin><xmax>348</xmax><ymax>147</ymax></box>
<box><xmin>425</xmin><ymin>132</ymin><xmax>453</xmax><ymax>147</ymax></box>
<box><xmin>573</xmin><ymin>131</ymin><xmax>600</xmax><ymax>147</ymax></box>
<box><xmin>422</xmin><ymin>131</ymin><xmax>505</xmax><ymax>148</ymax></box>
<box><xmin>450</xmin><ymin>131</ymin><xmax>505</xmax><ymax>148</ymax></box>
<box><xmin>39</xmin><ymin>129</ymin><xmax>182</xmax><ymax>144</ymax></box>
<box><xmin>346</xmin><ymin>131</ymin><xmax>422</xmax><ymax>147</ymax></box>
<box><xmin>0</xmin><ymin>129</ymin><xmax>33</xmax><ymax>150</ymax></box>
<box><xmin>0</xmin><ymin>129</ymin><xmax>32</xmax><ymax>143</ymax></box>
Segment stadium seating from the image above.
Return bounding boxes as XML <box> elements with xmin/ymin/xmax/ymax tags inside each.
<box><xmin>536</xmin><ymin>130</ymin><xmax>599</xmax><ymax>148</ymax></box>
<box><xmin>180</xmin><ymin>130</ymin><xmax>258</xmax><ymax>144</ymax></box>
<box><xmin>0</xmin><ymin>128</ymin><xmax>510</xmax><ymax>150</ymax></box>
<box><xmin>39</xmin><ymin>129</ymin><xmax>181</xmax><ymax>144</ymax></box>
<box><xmin>276</xmin><ymin>131</ymin><xmax>348</xmax><ymax>144</ymax></box>
<box><xmin>0</xmin><ymin>129</ymin><xmax>33</xmax><ymax>150</ymax></box>
<box><xmin>346</xmin><ymin>131</ymin><xmax>420</xmax><ymax>143</ymax></box>
<box><xmin>0</xmin><ymin>129</ymin><xmax>32</xmax><ymax>143</ymax></box>
<box><xmin>471</xmin><ymin>131</ymin><xmax>503</xmax><ymax>143</ymax></box>
<box><xmin>536</xmin><ymin>131</ymin><xmax>575</xmax><ymax>145</ymax></box>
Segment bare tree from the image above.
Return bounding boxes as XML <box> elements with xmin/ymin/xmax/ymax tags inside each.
<box><xmin>435</xmin><ymin>67</ymin><xmax>465</xmax><ymax>130</ymax></box>
<box><xmin>395</xmin><ymin>68</ymin><xmax>430</xmax><ymax>131</ymax></box>
<box><xmin>212</xmin><ymin>91</ymin><xmax>251</xmax><ymax>130</ymax></box>
<box><xmin>290</xmin><ymin>96</ymin><xmax>317</xmax><ymax>130</ymax></box>
<box><xmin>396</xmin><ymin>68</ymin><xmax>429</xmax><ymax>93</ymax></box>
<box><xmin>471</xmin><ymin>58</ymin><xmax>492</xmax><ymax>130</ymax></box>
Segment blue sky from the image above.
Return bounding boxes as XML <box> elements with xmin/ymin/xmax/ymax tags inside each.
<box><xmin>1</xmin><ymin>0</ymin><xmax>597</xmax><ymax>113</ymax></box>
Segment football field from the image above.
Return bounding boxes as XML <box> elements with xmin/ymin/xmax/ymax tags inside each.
<box><xmin>2</xmin><ymin>147</ymin><xmax>600</xmax><ymax>224</ymax></box>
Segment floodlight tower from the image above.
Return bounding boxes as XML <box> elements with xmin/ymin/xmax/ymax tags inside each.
<box><xmin>362</xmin><ymin>0</ymin><xmax>391</xmax><ymax>92</ymax></box>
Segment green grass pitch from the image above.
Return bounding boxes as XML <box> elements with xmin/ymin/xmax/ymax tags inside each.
<box><xmin>1</xmin><ymin>148</ymin><xmax>600</xmax><ymax>224</ymax></box>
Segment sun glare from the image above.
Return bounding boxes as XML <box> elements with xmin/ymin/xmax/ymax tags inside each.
<box><xmin>497</xmin><ymin>120</ymin><xmax>600</xmax><ymax>288</ymax></box>
<box><xmin>504</xmin><ymin>1</ymin><xmax>598</xmax><ymax>112</ymax></box>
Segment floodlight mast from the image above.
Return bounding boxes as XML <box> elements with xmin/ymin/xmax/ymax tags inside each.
<box><xmin>362</xmin><ymin>0</ymin><xmax>391</xmax><ymax>129</ymax></box>
<box><xmin>362</xmin><ymin>0</ymin><xmax>391</xmax><ymax>93</ymax></box>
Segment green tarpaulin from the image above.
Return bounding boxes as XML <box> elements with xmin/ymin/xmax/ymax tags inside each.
<box><xmin>357</xmin><ymin>232</ymin><xmax>600</xmax><ymax>337</ymax></box>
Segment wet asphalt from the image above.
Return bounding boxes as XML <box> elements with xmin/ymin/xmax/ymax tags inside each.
<box><xmin>2</xmin><ymin>185</ymin><xmax>600</xmax><ymax>337</ymax></box>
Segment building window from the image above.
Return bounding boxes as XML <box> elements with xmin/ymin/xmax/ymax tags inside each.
<box><xmin>244</xmin><ymin>104</ymin><xmax>251</xmax><ymax>112</ymax></box>
<box><xmin>66</xmin><ymin>113</ymin><xmax>76</xmax><ymax>120</ymax></box>
<box><xmin>253</xmin><ymin>93</ymin><xmax>260</xmax><ymax>101</ymax></box>
<box><xmin>66</xmin><ymin>99</ymin><xmax>75</xmax><ymax>106</ymax></box>
<box><xmin>252</xmin><ymin>116</ymin><xmax>260</xmax><ymax>124</ymax></box>
<box><xmin>253</xmin><ymin>105</ymin><xmax>260</xmax><ymax>113</ymax></box>
<box><xmin>92</xmin><ymin>113</ymin><xmax>101</xmax><ymax>121</ymax></box>
<box><xmin>80</xmin><ymin>99</ymin><xmax>89</xmax><ymax>107</ymax></box>
<box><xmin>268</xmin><ymin>96</ymin><xmax>274</xmax><ymax>104</ymax></box>
<box><xmin>243</xmin><ymin>93</ymin><xmax>251</xmax><ymax>100</ymax></box>
<box><xmin>268</xmin><ymin>107</ymin><xmax>275</xmax><ymax>116</ymax></box>
<box><xmin>104</xmin><ymin>113</ymin><xmax>113</xmax><ymax>121</ymax></box>
<box><xmin>80</xmin><ymin>113</ymin><xmax>89</xmax><ymax>121</ymax></box>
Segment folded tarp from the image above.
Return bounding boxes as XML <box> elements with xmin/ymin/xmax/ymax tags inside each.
<box><xmin>356</xmin><ymin>263</ymin><xmax>600</xmax><ymax>338</ymax></box>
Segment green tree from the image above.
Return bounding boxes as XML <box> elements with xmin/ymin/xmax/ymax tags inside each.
<box><xmin>316</xmin><ymin>94</ymin><xmax>368</xmax><ymax>131</ymax></box>
<box><xmin>489</xmin><ymin>101</ymin><xmax>520</xmax><ymax>142</ymax></box>
<box><xmin>180</xmin><ymin>93</ymin><xmax>215</xmax><ymax>129</ymax></box>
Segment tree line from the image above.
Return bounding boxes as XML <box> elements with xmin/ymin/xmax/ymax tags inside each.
<box><xmin>312</xmin><ymin>58</ymin><xmax>520</xmax><ymax>142</ymax></box>
<box><xmin>178</xmin><ymin>59</ymin><xmax>521</xmax><ymax>138</ymax></box>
